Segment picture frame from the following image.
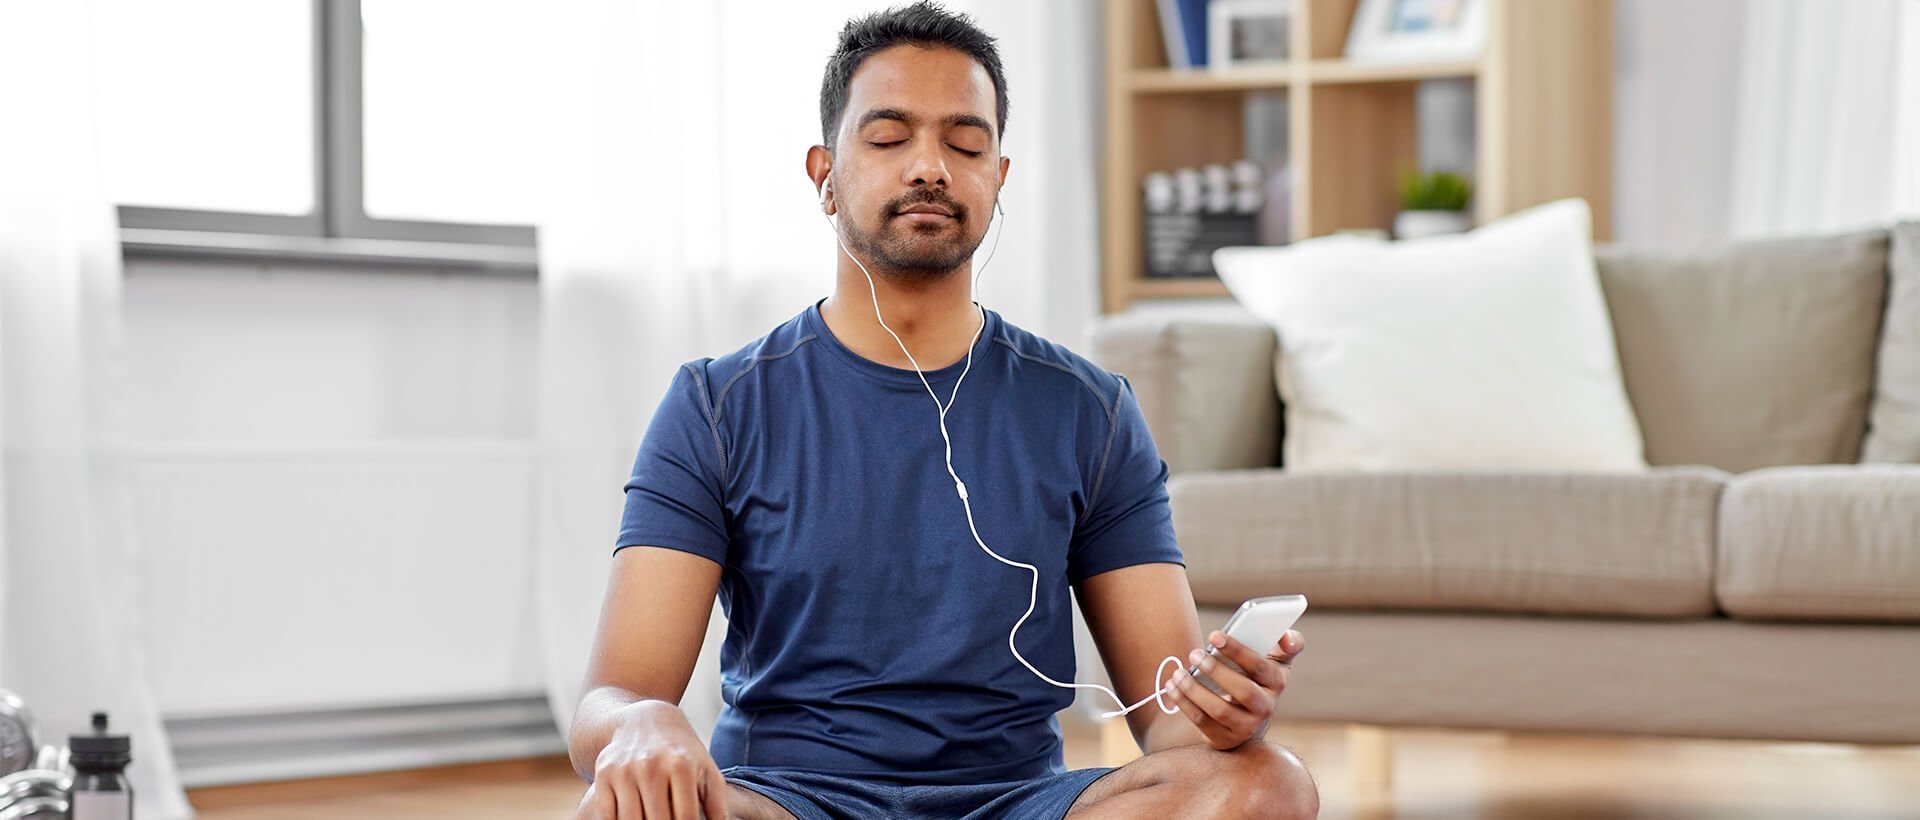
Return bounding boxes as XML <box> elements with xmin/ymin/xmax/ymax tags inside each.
<box><xmin>1345</xmin><ymin>0</ymin><xmax>1485</xmax><ymax>63</ymax></box>
<box><xmin>1208</xmin><ymin>0</ymin><xmax>1292</xmax><ymax>71</ymax></box>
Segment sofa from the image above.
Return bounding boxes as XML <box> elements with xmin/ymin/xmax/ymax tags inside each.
<box><xmin>1085</xmin><ymin>225</ymin><xmax>1920</xmax><ymax>746</ymax></box>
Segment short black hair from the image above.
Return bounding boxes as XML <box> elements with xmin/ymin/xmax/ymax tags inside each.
<box><xmin>819</xmin><ymin>1</ymin><xmax>1009</xmax><ymax>150</ymax></box>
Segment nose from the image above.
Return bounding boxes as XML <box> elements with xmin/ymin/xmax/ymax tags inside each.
<box><xmin>903</xmin><ymin>138</ymin><xmax>950</xmax><ymax>190</ymax></box>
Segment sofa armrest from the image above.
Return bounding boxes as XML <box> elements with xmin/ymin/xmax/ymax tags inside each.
<box><xmin>1087</xmin><ymin>305</ymin><xmax>1281</xmax><ymax>475</ymax></box>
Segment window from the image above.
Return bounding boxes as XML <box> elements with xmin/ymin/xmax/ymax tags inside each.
<box><xmin>97</xmin><ymin>0</ymin><xmax>535</xmax><ymax>247</ymax></box>
<box><xmin>96</xmin><ymin>0</ymin><xmax>315</xmax><ymax>217</ymax></box>
<box><xmin>361</xmin><ymin>0</ymin><xmax>543</xmax><ymax>227</ymax></box>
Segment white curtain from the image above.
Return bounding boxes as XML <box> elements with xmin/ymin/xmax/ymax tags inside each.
<box><xmin>1896</xmin><ymin>0</ymin><xmax>1920</xmax><ymax>218</ymax></box>
<box><xmin>1729</xmin><ymin>0</ymin><xmax>1920</xmax><ymax>237</ymax></box>
<box><xmin>532</xmin><ymin>0</ymin><xmax>1102</xmax><ymax>741</ymax></box>
<box><xmin>0</xmin><ymin>2</ymin><xmax>190</xmax><ymax>818</ymax></box>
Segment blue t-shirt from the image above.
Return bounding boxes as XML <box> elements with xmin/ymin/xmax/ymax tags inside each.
<box><xmin>616</xmin><ymin>300</ymin><xmax>1182</xmax><ymax>785</ymax></box>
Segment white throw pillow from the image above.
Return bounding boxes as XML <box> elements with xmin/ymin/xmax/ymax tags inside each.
<box><xmin>1213</xmin><ymin>199</ymin><xmax>1647</xmax><ymax>472</ymax></box>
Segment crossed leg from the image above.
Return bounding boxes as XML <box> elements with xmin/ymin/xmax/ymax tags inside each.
<box><xmin>724</xmin><ymin>784</ymin><xmax>798</xmax><ymax>820</ymax></box>
<box><xmin>719</xmin><ymin>740</ymin><xmax>1317</xmax><ymax>820</ymax></box>
<box><xmin>1067</xmin><ymin>740</ymin><xmax>1319</xmax><ymax>820</ymax></box>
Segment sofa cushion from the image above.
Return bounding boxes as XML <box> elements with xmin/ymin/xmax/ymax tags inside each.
<box><xmin>1864</xmin><ymin>222</ymin><xmax>1920</xmax><ymax>462</ymax></box>
<box><xmin>1214</xmin><ymin>199</ymin><xmax>1647</xmax><ymax>473</ymax></box>
<box><xmin>1717</xmin><ymin>465</ymin><xmax>1920</xmax><ymax>622</ymax></box>
<box><xmin>1595</xmin><ymin>230</ymin><xmax>1889</xmax><ymax>472</ymax></box>
<box><xmin>1087</xmin><ymin>306</ymin><xmax>1280</xmax><ymax>475</ymax></box>
<box><xmin>1171</xmin><ymin>467</ymin><xmax>1726</xmax><ymax>617</ymax></box>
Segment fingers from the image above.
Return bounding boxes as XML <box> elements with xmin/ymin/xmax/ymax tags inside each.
<box><xmin>1209</xmin><ymin>631</ymin><xmax>1290</xmax><ymax>691</ymax></box>
<box><xmin>1170</xmin><ymin>663</ymin><xmax>1265</xmax><ymax>740</ymax></box>
<box><xmin>576</xmin><ymin>782</ymin><xmax>615</xmax><ymax>820</ymax></box>
<box><xmin>583</xmin><ymin>770</ymin><xmax>718</xmax><ymax>820</ymax></box>
<box><xmin>702</xmin><ymin>767</ymin><xmax>731</xmax><ymax>820</ymax></box>
<box><xmin>608</xmin><ymin>771</ymin><xmax>643</xmax><ymax>820</ymax></box>
<box><xmin>639</xmin><ymin>769</ymin><xmax>672</xmax><ymax>820</ymax></box>
<box><xmin>1189</xmin><ymin>647</ymin><xmax>1272</xmax><ymax>716</ymax></box>
<box><xmin>1277</xmin><ymin>629</ymin><xmax>1306</xmax><ymax>662</ymax></box>
<box><xmin>1164</xmin><ymin>675</ymin><xmax>1238</xmax><ymax>749</ymax></box>
<box><xmin>669</xmin><ymin>761</ymin><xmax>701</xmax><ymax>820</ymax></box>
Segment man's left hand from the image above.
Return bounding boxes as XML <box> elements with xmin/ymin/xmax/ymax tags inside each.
<box><xmin>1166</xmin><ymin>629</ymin><xmax>1305</xmax><ymax>750</ymax></box>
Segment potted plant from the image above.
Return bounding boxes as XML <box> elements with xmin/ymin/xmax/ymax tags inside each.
<box><xmin>1393</xmin><ymin>170</ymin><xmax>1473</xmax><ymax>239</ymax></box>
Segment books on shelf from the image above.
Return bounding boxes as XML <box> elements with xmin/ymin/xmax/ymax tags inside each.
<box><xmin>1156</xmin><ymin>0</ymin><xmax>1210</xmax><ymax>69</ymax></box>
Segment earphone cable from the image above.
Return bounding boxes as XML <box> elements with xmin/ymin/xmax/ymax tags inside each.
<box><xmin>822</xmin><ymin>193</ymin><xmax>1181</xmax><ymax>720</ymax></box>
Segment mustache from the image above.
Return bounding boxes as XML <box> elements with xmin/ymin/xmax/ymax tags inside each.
<box><xmin>884</xmin><ymin>188</ymin><xmax>967</xmax><ymax>220</ymax></box>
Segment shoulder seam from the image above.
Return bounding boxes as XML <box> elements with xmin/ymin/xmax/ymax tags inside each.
<box><xmin>992</xmin><ymin>337</ymin><xmax>1122</xmax><ymax>507</ymax></box>
<box><xmin>707</xmin><ymin>335</ymin><xmax>819</xmax><ymax>482</ymax></box>
<box><xmin>683</xmin><ymin>363</ymin><xmax>728</xmax><ymax>480</ymax></box>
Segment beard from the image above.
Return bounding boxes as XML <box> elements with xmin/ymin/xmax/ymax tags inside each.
<box><xmin>839</xmin><ymin>188</ymin><xmax>985</xmax><ymax>281</ymax></box>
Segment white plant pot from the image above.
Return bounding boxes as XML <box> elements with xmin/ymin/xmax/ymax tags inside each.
<box><xmin>1393</xmin><ymin>209</ymin><xmax>1472</xmax><ymax>240</ymax></box>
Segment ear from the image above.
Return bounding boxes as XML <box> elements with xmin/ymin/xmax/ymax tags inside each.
<box><xmin>806</xmin><ymin>145</ymin><xmax>835</xmax><ymax>215</ymax></box>
<box><xmin>996</xmin><ymin>154</ymin><xmax>1011</xmax><ymax>205</ymax></box>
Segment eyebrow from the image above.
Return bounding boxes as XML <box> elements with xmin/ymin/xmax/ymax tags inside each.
<box><xmin>855</xmin><ymin>107</ymin><xmax>995</xmax><ymax>136</ymax></box>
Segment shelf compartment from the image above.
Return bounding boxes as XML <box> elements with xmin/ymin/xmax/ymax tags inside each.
<box><xmin>1303</xmin><ymin>80</ymin><xmax>1421</xmax><ymax>237</ymax></box>
<box><xmin>1128</xmin><ymin>94</ymin><xmax>1249</xmax><ymax>180</ymax></box>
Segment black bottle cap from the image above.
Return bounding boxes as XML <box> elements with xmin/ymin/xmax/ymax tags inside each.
<box><xmin>69</xmin><ymin>710</ymin><xmax>132</xmax><ymax>771</ymax></box>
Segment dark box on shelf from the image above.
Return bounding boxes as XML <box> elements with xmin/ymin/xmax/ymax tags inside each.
<box><xmin>1143</xmin><ymin>210</ymin><xmax>1259</xmax><ymax>278</ymax></box>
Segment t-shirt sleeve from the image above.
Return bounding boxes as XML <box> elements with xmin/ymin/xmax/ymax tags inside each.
<box><xmin>615</xmin><ymin>363</ymin><xmax>730</xmax><ymax>565</ymax></box>
<box><xmin>1067</xmin><ymin>375</ymin><xmax>1185</xmax><ymax>582</ymax></box>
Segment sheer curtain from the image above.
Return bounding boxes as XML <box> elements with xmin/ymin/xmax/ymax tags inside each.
<box><xmin>1896</xmin><ymin>0</ymin><xmax>1920</xmax><ymax>218</ymax></box>
<box><xmin>532</xmin><ymin>0</ymin><xmax>1102</xmax><ymax>740</ymax></box>
<box><xmin>0</xmin><ymin>2</ymin><xmax>190</xmax><ymax>818</ymax></box>
<box><xmin>1729</xmin><ymin>0</ymin><xmax>1920</xmax><ymax>236</ymax></box>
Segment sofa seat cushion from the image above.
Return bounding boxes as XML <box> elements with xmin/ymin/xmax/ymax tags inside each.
<box><xmin>1171</xmin><ymin>467</ymin><xmax>1727</xmax><ymax>617</ymax></box>
<box><xmin>1718</xmin><ymin>466</ymin><xmax>1920</xmax><ymax>622</ymax></box>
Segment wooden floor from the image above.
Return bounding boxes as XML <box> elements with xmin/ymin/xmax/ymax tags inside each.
<box><xmin>189</xmin><ymin>720</ymin><xmax>1920</xmax><ymax>819</ymax></box>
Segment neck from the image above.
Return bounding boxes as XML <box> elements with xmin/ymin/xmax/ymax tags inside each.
<box><xmin>820</xmin><ymin>256</ymin><xmax>982</xmax><ymax>372</ymax></box>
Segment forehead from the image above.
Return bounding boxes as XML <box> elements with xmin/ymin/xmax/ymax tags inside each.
<box><xmin>843</xmin><ymin>44</ymin><xmax>997</xmax><ymax>133</ymax></box>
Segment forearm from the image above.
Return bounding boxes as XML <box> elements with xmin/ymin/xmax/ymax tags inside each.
<box><xmin>567</xmin><ymin>685</ymin><xmax>673</xmax><ymax>780</ymax></box>
<box><xmin>1140</xmin><ymin>709</ymin><xmax>1211</xmax><ymax>754</ymax></box>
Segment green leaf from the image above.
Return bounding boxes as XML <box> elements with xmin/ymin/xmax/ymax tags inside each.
<box><xmin>1398</xmin><ymin>170</ymin><xmax>1473</xmax><ymax>212</ymax></box>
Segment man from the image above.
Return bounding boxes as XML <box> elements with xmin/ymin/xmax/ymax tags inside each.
<box><xmin>570</xmin><ymin>4</ymin><xmax>1317</xmax><ymax>818</ymax></box>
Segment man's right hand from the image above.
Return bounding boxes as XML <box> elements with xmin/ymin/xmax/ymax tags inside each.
<box><xmin>574</xmin><ymin>700</ymin><xmax>730</xmax><ymax>820</ymax></box>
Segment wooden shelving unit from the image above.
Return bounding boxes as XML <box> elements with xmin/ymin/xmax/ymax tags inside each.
<box><xmin>1100</xmin><ymin>0</ymin><xmax>1614</xmax><ymax>313</ymax></box>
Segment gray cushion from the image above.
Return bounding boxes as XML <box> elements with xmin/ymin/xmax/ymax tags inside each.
<box><xmin>1087</xmin><ymin>306</ymin><xmax>1280</xmax><ymax>475</ymax></box>
<box><xmin>1864</xmin><ymin>222</ymin><xmax>1920</xmax><ymax>462</ymax></box>
<box><xmin>1595</xmin><ymin>231</ymin><xmax>1889</xmax><ymax>472</ymax></box>
<box><xmin>1717</xmin><ymin>465</ymin><xmax>1920</xmax><ymax>622</ymax></box>
<box><xmin>1170</xmin><ymin>467</ymin><xmax>1727</xmax><ymax>617</ymax></box>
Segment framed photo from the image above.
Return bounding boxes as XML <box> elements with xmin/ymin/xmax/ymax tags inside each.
<box><xmin>1345</xmin><ymin>0</ymin><xmax>1485</xmax><ymax>63</ymax></box>
<box><xmin>1208</xmin><ymin>0</ymin><xmax>1291</xmax><ymax>71</ymax></box>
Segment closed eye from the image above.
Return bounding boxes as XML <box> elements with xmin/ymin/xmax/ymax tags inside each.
<box><xmin>950</xmin><ymin>145</ymin><xmax>983</xmax><ymax>158</ymax></box>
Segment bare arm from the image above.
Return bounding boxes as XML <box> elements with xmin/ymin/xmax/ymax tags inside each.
<box><xmin>1075</xmin><ymin>562</ymin><xmax>1213</xmax><ymax>753</ymax></box>
<box><xmin>568</xmin><ymin>545</ymin><xmax>721</xmax><ymax>775</ymax></box>
<box><xmin>1078</xmin><ymin>562</ymin><xmax>1306</xmax><ymax>755</ymax></box>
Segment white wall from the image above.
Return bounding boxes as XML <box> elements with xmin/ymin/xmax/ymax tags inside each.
<box><xmin>122</xmin><ymin>259</ymin><xmax>545</xmax><ymax>717</ymax></box>
<box><xmin>1612</xmin><ymin>0</ymin><xmax>1747</xmax><ymax>249</ymax></box>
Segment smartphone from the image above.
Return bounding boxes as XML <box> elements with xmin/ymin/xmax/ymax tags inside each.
<box><xmin>1190</xmin><ymin>594</ymin><xmax>1308</xmax><ymax>697</ymax></box>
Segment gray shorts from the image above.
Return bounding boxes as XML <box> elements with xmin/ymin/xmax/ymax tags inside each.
<box><xmin>722</xmin><ymin>765</ymin><xmax>1115</xmax><ymax>820</ymax></box>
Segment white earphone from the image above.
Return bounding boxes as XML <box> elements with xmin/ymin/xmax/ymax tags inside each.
<box><xmin>819</xmin><ymin>177</ymin><xmax>1181</xmax><ymax>720</ymax></box>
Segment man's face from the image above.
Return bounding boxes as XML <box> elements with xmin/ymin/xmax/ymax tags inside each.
<box><xmin>826</xmin><ymin>44</ymin><xmax>1007</xmax><ymax>279</ymax></box>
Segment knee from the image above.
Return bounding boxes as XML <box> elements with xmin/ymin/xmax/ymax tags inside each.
<box><xmin>1213</xmin><ymin>740</ymin><xmax>1320</xmax><ymax>820</ymax></box>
